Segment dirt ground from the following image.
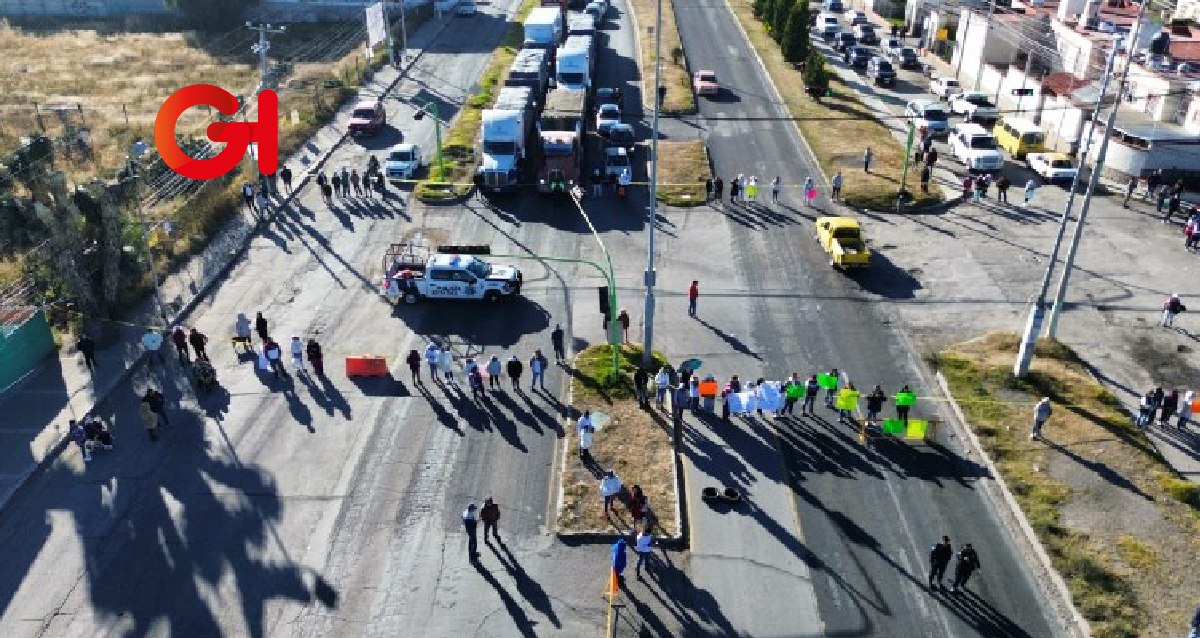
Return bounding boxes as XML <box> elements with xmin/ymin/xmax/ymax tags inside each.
<box><xmin>939</xmin><ymin>333</ymin><xmax>1200</xmax><ymax>638</ymax></box>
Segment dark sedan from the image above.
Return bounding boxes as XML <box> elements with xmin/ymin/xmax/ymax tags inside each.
<box><xmin>896</xmin><ymin>47</ymin><xmax>921</xmax><ymax>69</ymax></box>
<box><xmin>832</xmin><ymin>32</ymin><xmax>857</xmax><ymax>52</ymax></box>
<box><xmin>845</xmin><ymin>46</ymin><xmax>871</xmax><ymax>68</ymax></box>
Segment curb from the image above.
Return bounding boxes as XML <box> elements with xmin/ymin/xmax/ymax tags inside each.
<box><xmin>933</xmin><ymin>371</ymin><xmax>1091</xmax><ymax>638</ymax></box>
<box><xmin>0</xmin><ymin>20</ymin><xmax>453</xmax><ymax>516</ymax></box>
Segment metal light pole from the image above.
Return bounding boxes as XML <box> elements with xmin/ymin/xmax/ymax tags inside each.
<box><xmin>414</xmin><ymin>102</ymin><xmax>443</xmax><ymax>181</ymax></box>
<box><xmin>568</xmin><ymin>191</ymin><xmax>621</xmax><ymax>373</ymax></box>
<box><xmin>641</xmin><ymin>0</ymin><xmax>664</xmax><ymax>369</ymax></box>
<box><xmin>1045</xmin><ymin>5</ymin><xmax>1147</xmax><ymax>340</ymax></box>
<box><xmin>1013</xmin><ymin>42</ymin><xmax>1119</xmax><ymax>377</ymax></box>
<box><xmin>247</xmin><ymin>22</ymin><xmax>287</xmax><ymax>94</ymax></box>
<box><xmin>379</xmin><ymin>1</ymin><xmax>397</xmax><ymax>68</ymax></box>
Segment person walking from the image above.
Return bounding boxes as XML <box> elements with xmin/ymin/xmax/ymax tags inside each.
<box><xmin>962</xmin><ymin>174</ymin><xmax>975</xmax><ymax>201</ymax></box>
<box><xmin>1137</xmin><ymin>388</ymin><xmax>1156</xmax><ymax>428</ymax></box>
<box><xmin>306</xmin><ymin>339</ymin><xmax>325</xmax><ymax>377</ymax></box>
<box><xmin>634</xmin><ymin>367</ymin><xmax>650</xmax><ymax>407</ymax></box>
<box><xmin>350</xmin><ymin>169</ymin><xmax>362</xmax><ymax>197</ymax></box>
<box><xmin>242</xmin><ymin>182</ymin><xmax>256</xmax><ymax>213</ymax></box>
<box><xmin>480</xmin><ymin>497</ymin><xmax>501</xmax><ymax>543</ymax></box>
<box><xmin>600</xmin><ymin>469</ymin><xmax>623</xmax><ymax>514</ymax></box>
<box><xmin>771</xmin><ymin>176</ymin><xmax>781</xmax><ymax>204</ymax></box>
<box><xmin>863</xmin><ymin>147</ymin><xmax>873</xmax><ymax>172</ymax></box>
<box><xmin>331</xmin><ymin>172</ymin><xmax>343</xmax><ymax>200</ymax></box>
<box><xmin>406</xmin><ymin>349</ymin><xmax>421</xmax><ymax>384</ymax></box>
<box><xmin>688</xmin><ymin>280</ymin><xmax>699</xmax><ymax>317</ymax></box>
<box><xmin>654</xmin><ymin>367</ymin><xmax>671</xmax><ymax>408</ymax></box>
<box><xmin>530</xmin><ymin>349</ymin><xmax>548</xmax><ymax>390</ymax></box>
<box><xmin>634</xmin><ymin>528</ymin><xmax>654</xmax><ymax>579</ymax></box>
<box><xmin>672</xmin><ymin>383</ymin><xmax>689</xmax><ymax>426</ymax></box>
<box><xmin>321</xmin><ymin>181</ymin><xmax>334</xmax><ymax>207</ymax></box>
<box><xmin>1031</xmin><ymin>396</ymin><xmax>1052</xmax><ymax>440</ymax></box>
<box><xmin>469</xmin><ymin>366</ymin><xmax>485</xmax><ymax>401</ymax></box>
<box><xmin>928</xmin><ymin>536</ymin><xmax>953</xmax><ymax>588</ymax></box>
<box><xmin>1144</xmin><ymin>168</ymin><xmax>1161</xmax><ymax>200</ymax></box>
<box><xmin>1160</xmin><ymin>388</ymin><xmax>1180</xmax><ymax>426</ymax></box>
<box><xmin>254</xmin><ymin>190</ymin><xmax>270</xmax><ymax>221</ymax></box>
<box><xmin>591</xmin><ymin>168</ymin><xmax>603</xmax><ymax>197</ymax></box>
<box><xmin>462</xmin><ymin>503</ymin><xmax>480</xmax><ymax>561</ymax></box>
<box><xmin>374</xmin><ymin>171</ymin><xmax>386</xmax><ymax>198</ymax></box>
<box><xmin>617</xmin><ymin>309</ymin><xmax>631</xmax><ymax>343</ymax></box>
<box><xmin>729</xmin><ymin>176</ymin><xmax>740</xmax><ymax>203</ymax></box>
<box><xmin>340</xmin><ymin>166</ymin><xmax>350</xmax><ymax>197</ymax></box>
<box><xmin>579</xmin><ymin>421</ymin><xmax>594</xmax><ymax>458</ymax></box>
<box><xmin>171</xmin><ymin>325</ymin><xmax>190</xmax><ymax>363</ymax></box>
<box><xmin>803</xmin><ymin>374</ymin><xmax>820</xmax><ymax>415</ymax></box>
<box><xmin>255</xmin><ymin>312</ymin><xmax>269</xmax><ymax>343</ymax></box>
<box><xmin>995</xmin><ymin>174</ymin><xmax>1011</xmax><ymax>203</ymax></box>
<box><xmin>737</xmin><ymin>174</ymin><xmax>746</xmax><ymax>202</ymax></box>
<box><xmin>77</xmin><ymin>334</ymin><xmax>97</xmax><ymax>373</ymax></box>
<box><xmin>188</xmin><ymin>327</ymin><xmax>209</xmax><ymax>362</ymax></box>
<box><xmin>949</xmin><ymin>543</ymin><xmax>981</xmax><ymax>592</ymax></box>
<box><xmin>1165</xmin><ymin>192</ymin><xmax>1183</xmax><ymax>224</ymax></box>
<box><xmin>424</xmin><ymin>342</ymin><xmax>440</xmax><ymax>380</ymax></box>
<box><xmin>1023</xmin><ymin>179</ymin><xmax>1037</xmax><ymax>206</ymax></box>
<box><xmin>925</xmin><ymin>147</ymin><xmax>938</xmax><ymax>169</ymax></box>
<box><xmin>70</xmin><ymin>419</ymin><xmax>92</xmax><ymax>462</ymax></box>
<box><xmin>140</xmin><ymin>399</ymin><xmax>159</xmax><ymax>441</ymax></box>
<box><xmin>831</xmin><ymin>171</ymin><xmax>843</xmax><ymax>202</ymax></box>
<box><xmin>1178</xmin><ymin>389</ymin><xmax>1194</xmax><ymax>430</ymax></box>
<box><xmin>803</xmin><ymin>176</ymin><xmax>816</xmax><ymax>207</ymax></box>
<box><xmin>486</xmin><ymin>355</ymin><xmax>503</xmax><ymax>389</ymax></box>
<box><xmin>866</xmin><ymin>384</ymin><xmax>886</xmax><ymax>427</ymax></box>
<box><xmin>551</xmin><ymin>323</ymin><xmax>566</xmax><ymax>362</ymax></box>
<box><xmin>280</xmin><ymin>166</ymin><xmax>293</xmax><ymax>194</ymax></box>
<box><xmin>144</xmin><ymin>387</ymin><xmax>169</xmax><ymax>427</ymax></box>
<box><xmin>1123</xmin><ymin>175</ymin><xmax>1138</xmax><ymax>208</ymax></box>
<box><xmin>142</xmin><ymin>329</ymin><xmax>164</xmax><ymax>364</ymax></box>
<box><xmin>714</xmin><ymin>177</ymin><xmax>724</xmax><ymax>202</ymax></box>
<box><xmin>506</xmin><ymin>355</ymin><xmax>523</xmax><ymax>389</ymax></box>
<box><xmin>264</xmin><ymin>338</ymin><xmax>285</xmax><ymax>377</ymax></box>
<box><xmin>892</xmin><ymin>384</ymin><xmax>912</xmax><ymax>425</ymax></box>
<box><xmin>439</xmin><ymin>346</ymin><xmax>456</xmax><ymax>385</ymax></box>
<box><xmin>289</xmin><ymin>335</ymin><xmax>304</xmax><ymax>372</ymax></box>
<box><xmin>1162</xmin><ymin>293</ymin><xmax>1186</xmax><ymax>328</ymax></box>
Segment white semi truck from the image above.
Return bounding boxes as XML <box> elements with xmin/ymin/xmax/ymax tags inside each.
<box><xmin>476</xmin><ymin>86</ymin><xmax>534</xmax><ymax>193</ymax></box>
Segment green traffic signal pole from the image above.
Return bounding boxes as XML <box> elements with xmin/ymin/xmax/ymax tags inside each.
<box><xmin>414</xmin><ymin>102</ymin><xmax>443</xmax><ymax>182</ymax></box>
<box><xmin>490</xmin><ymin>252</ymin><xmax>620</xmax><ymax>375</ymax></box>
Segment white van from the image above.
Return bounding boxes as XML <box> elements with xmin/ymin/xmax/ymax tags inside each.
<box><xmin>817</xmin><ymin>12</ymin><xmax>841</xmax><ymax>38</ymax></box>
<box><xmin>949</xmin><ymin>123</ymin><xmax>1004</xmax><ymax>172</ymax></box>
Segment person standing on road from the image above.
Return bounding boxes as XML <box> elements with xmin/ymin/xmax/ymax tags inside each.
<box><xmin>506</xmin><ymin>354</ymin><xmax>523</xmax><ymax>389</ymax></box>
<box><xmin>746</xmin><ymin>176</ymin><xmax>758</xmax><ymax>202</ymax></box>
<box><xmin>634</xmin><ymin>367</ymin><xmax>651</xmax><ymax>407</ymax></box>
<box><xmin>824</xmin><ymin>368</ymin><xmax>840</xmax><ymax>409</ymax></box>
<box><xmin>950</xmin><ymin>543</ymin><xmax>981</xmax><ymax>592</ymax></box>
<box><xmin>486</xmin><ymin>355</ymin><xmax>503</xmax><ymax>389</ymax></box>
<box><xmin>1023</xmin><ymin>179</ymin><xmax>1038</xmax><ymax>206</ymax></box>
<box><xmin>77</xmin><ymin>334</ymin><xmax>97</xmax><ymax>373</ymax></box>
<box><xmin>866</xmin><ymin>384</ymin><xmax>886</xmax><ymax>427</ymax></box>
<box><xmin>424</xmin><ymin>342</ymin><xmax>440</xmax><ymax>380</ymax></box>
<box><xmin>611</xmin><ymin>537</ymin><xmax>629</xmax><ymax>585</ymax></box>
<box><xmin>188</xmin><ymin>327</ymin><xmax>209</xmax><ymax>362</ymax></box>
<box><xmin>634</xmin><ymin>528</ymin><xmax>654</xmax><ymax>579</ymax></box>
<box><xmin>705</xmin><ymin>177</ymin><xmax>713</xmax><ymax>202</ymax></box>
<box><xmin>140</xmin><ymin>399</ymin><xmax>159</xmax><ymax>441</ymax></box>
<box><xmin>803</xmin><ymin>374</ymin><xmax>820</xmax><ymax>415</ymax></box>
<box><xmin>1160</xmin><ymin>388</ymin><xmax>1180</xmax><ymax>427</ymax></box>
<box><xmin>925</xmin><ymin>147</ymin><xmax>938</xmax><ymax>169</ymax></box>
<box><xmin>919</xmin><ymin>164</ymin><xmax>931</xmax><ymax>194</ymax></box>
<box><xmin>530</xmin><ymin>349</ymin><xmax>548</xmax><ymax>391</ymax></box>
<box><xmin>928</xmin><ymin>536</ymin><xmax>953</xmax><ymax>588</ymax></box>
<box><xmin>863</xmin><ymin>147</ymin><xmax>873</xmax><ymax>172</ymax></box>
<box><xmin>280</xmin><ymin>166</ymin><xmax>293</xmax><ymax>195</ymax></box>
<box><xmin>254</xmin><ymin>190</ymin><xmax>270</xmax><ymax>221</ymax></box>
<box><xmin>306</xmin><ymin>339</ymin><xmax>325</xmax><ymax>377</ymax></box>
<box><xmin>737</xmin><ymin>174</ymin><xmax>746</xmax><ymax>202</ymax></box>
<box><xmin>1031</xmin><ymin>396</ymin><xmax>1052</xmax><ymax>440</ymax></box>
<box><xmin>896</xmin><ymin>384</ymin><xmax>913</xmax><ymax>424</ymax></box>
<box><xmin>672</xmin><ymin>383</ymin><xmax>689</xmax><ymax>426</ymax></box>
<box><xmin>340</xmin><ymin>166</ymin><xmax>350</xmax><ymax>197</ymax></box>
<box><xmin>469</xmin><ymin>365</ymin><xmax>485</xmax><ymax>401</ymax></box>
<box><xmin>242</xmin><ymin>182</ymin><xmax>256</xmax><ymax>213</ymax></box>
<box><xmin>1189</xmin><ymin>603</ymin><xmax>1200</xmax><ymax>638</ymax></box>
<box><xmin>255</xmin><ymin>312</ymin><xmax>269</xmax><ymax>343</ymax></box>
<box><xmin>1123</xmin><ymin>175</ymin><xmax>1138</xmax><ymax>208</ymax></box>
<box><xmin>729</xmin><ymin>176</ymin><xmax>740</xmax><ymax>203</ymax></box>
<box><xmin>320</xmin><ymin>180</ymin><xmax>333</xmax><ymax>207</ymax></box>
<box><xmin>1166</xmin><ymin>192</ymin><xmax>1183</xmax><ymax>224</ymax></box>
<box><xmin>142</xmin><ymin>329</ymin><xmax>164</xmax><ymax>364</ymax></box>
<box><xmin>804</xmin><ymin>176</ymin><xmax>816</xmax><ymax>207</ymax></box>
<box><xmin>1163</xmin><ymin>293</ymin><xmax>1186</xmax><ymax>328</ymax></box>
<box><xmin>655</xmin><ymin>367</ymin><xmax>671</xmax><ymax>408</ymax></box>
<box><xmin>995</xmin><ymin>174</ymin><xmax>1011</xmax><ymax>203</ymax></box>
<box><xmin>406</xmin><ymin>349</ymin><xmax>422</xmax><ymax>384</ymax></box>
<box><xmin>771</xmin><ymin>176</ymin><xmax>781</xmax><ymax>204</ymax></box>
<box><xmin>462</xmin><ymin>503</ymin><xmax>480</xmax><ymax>561</ymax></box>
<box><xmin>714</xmin><ymin>177</ymin><xmax>724</xmax><ymax>202</ymax></box>
<box><xmin>1137</xmin><ymin>388</ymin><xmax>1156</xmax><ymax>428</ymax></box>
<box><xmin>439</xmin><ymin>346</ymin><xmax>456</xmax><ymax>385</ymax></box>
<box><xmin>1178</xmin><ymin>389</ymin><xmax>1194</xmax><ymax>430</ymax></box>
<box><xmin>688</xmin><ymin>280</ymin><xmax>699</xmax><ymax>317</ymax></box>
<box><xmin>551</xmin><ymin>323</ymin><xmax>566</xmax><ymax>362</ymax></box>
<box><xmin>591</xmin><ymin>168</ymin><xmax>603</xmax><ymax>197</ymax></box>
<box><xmin>781</xmin><ymin>373</ymin><xmax>802</xmax><ymax>416</ymax></box>
<box><xmin>290</xmin><ymin>335</ymin><xmax>304</xmax><ymax>372</ymax></box>
<box><xmin>617</xmin><ymin>309</ymin><xmax>631</xmax><ymax>343</ymax></box>
<box><xmin>350</xmin><ymin>169</ymin><xmax>362</xmax><ymax>197</ymax></box>
<box><xmin>144</xmin><ymin>387</ymin><xmax>169</xmax><ymax>427</ymax></box>
<box><xmin>1144</xmin><ymin>168</ymin><xmax>1161</xmax><ymax>200</ymax></box>
<box><xmin>171</xmin><ymin>325</ymin><xmax>190</xmax><ymax>363</ymax></box>
<box><xmin>265</xmin><ymin>338</ymin><xmax>285</xmax><ymax>377</ymax></box>
<box><xmin>831</xmin><ymin>171</ymin><xmax>844</xmax><ymax>202</ymax></box>
<box><xmin>331</xmin><ymin>172</ymin><xmax>343</xmax><ymax>200</ymax></box>
<box><xmin>70</xmin><ymin>419</ymin><xmax>92</xmax><ymax>463</ymax></box>
<box><xmin>481</xmin><ymin>497</ymin><xmax>501</xmax><ymax>543</ymax></box>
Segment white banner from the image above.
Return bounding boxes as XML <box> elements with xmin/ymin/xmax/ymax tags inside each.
<box><xmin>365</xmin><ymin>2</ymin><xmax>387</xmax><ymax>48</ymax></box>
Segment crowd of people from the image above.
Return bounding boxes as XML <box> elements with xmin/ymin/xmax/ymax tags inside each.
<box><xmin>315</xmin><ymin>159</ymin><xmax>387</xmax><ymax>207</ymax></box>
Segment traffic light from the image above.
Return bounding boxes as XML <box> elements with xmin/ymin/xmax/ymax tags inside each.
<box><xmin>598</xmin><ymin>286</ymin><xmax>610</xmax><ymax>316</ymax></box>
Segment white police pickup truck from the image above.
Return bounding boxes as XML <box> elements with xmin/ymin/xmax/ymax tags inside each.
<box><xmin>381</xmin><ymin>243</ymin><xmax>523</xmax><ymax>304</ymax></box>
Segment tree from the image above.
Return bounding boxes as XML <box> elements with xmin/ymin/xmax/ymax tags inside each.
<box><xmin>771</xmin><ymin>0</ymin><xmax>795</xmax><ymax>43</ymax></box>
<box><xmin>760</xmin><ymin>0</ymin><xmax>778</xmax><ymax>28</ymax></box>
<box><xmin>753</xmin><ymin>0</ymin><xmax>769</xmax><ymax>19</ymax></box>
<box><xmin>803</xmin><ymin>52</ymin><xmax>832</xmax><ymax>97</ymax></box>
<box><xmin>781</xmin><ymin>1</ymin><xmax>811</xmax><ymax>64</ymax></box>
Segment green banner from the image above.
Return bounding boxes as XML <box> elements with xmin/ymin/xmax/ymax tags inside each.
<box><xmin>836</xmin><ymin>389</ymin><xmax>860</xmax><ymax>411</ymax></box>
<box><xmin>895</xmin><ymin>391</ymin><xmax>916</xmax><ymax>407</ymax></box>
<box><xmin>882</xmin><ymin>419</ymin><xmax>906</xmax><ymax>435</ymax></box>
<box><xmin>906</xmin><ymin>420</ymin><xmax>929</xmax><ymax>440</ymax></box>
<box><xmin>817</xmin><ymin>373</ymin><xmax>839</xmax><ymax>390</ymax></box>
<box><xmin>785</xmin><ymin>384</ymin><xmax>805</xmax><ymax>399</ymax></box>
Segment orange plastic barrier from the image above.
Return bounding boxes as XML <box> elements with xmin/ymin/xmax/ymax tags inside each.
<box><xmin>345</xmin><ymin>355</ymin><xmax>389</xmax><ymax>377</ymax></box>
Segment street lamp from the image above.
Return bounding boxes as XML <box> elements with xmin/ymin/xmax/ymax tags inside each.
<box><xmin>413</xmin><ymin>102</ymin><xmax>444</xmax><ymax>182</ymax></box>
<box><xmin>641</xmin><ymin>0</ymin><xmax>664</xmax><ymax>369</ymax></box>
<box><xmin>568</xmin><ymin>189</ymin><xmax>621</xmax><ymax>374</ymax></box>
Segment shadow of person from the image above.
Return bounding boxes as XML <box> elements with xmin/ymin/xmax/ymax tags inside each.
<box><xmin>318</xmin><ymin>375</ymin><xmax>352</xmax><ymax>420</ymax></box>
<box><xmin>490</xmin><ymin>542</ymin><xmax>562</xmax><ymax>628</ymax></box>
<box><xmin>471</xmin><ymin>560</ymin><xmax>538</xmax><ymax>638</ymax></box>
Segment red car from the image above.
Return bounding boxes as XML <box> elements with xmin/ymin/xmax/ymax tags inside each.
<box><xmin>348</xmin><ymin>100</ymin><xmax>386</xmax><ymax>136</ymax></box>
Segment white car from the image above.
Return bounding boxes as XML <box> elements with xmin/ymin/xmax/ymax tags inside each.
<box><xmin>385</xmin><ymin>143</ymin><xmax>422</xmax><ymax>179</ymax></box>
<box><xmin>948</xmin><ymin>123</ymin><xmax>1004</xmax><ymax>172</ymax></box>
<box><xmin>930</xmin><ymin>77</ymin><xmax>963</xmax><ymax>99</ymax></box>
<box><xmin>604</xmin><ymin>146</ymin><xmax>631</xmax><ymax>178</ymax></box>
<box><xmin>948</xmin><ymin>91</ymin><xmax>1000</xmax><ymax>123</ymax></box>
<box><xmin>1026</xmin><ymin>152</ymin><xmax>1078</xmax><ymax>183</ymax></box>
<box><xmin>845</xmin><ymin>9</ymin><xmax>868</xmax><ymax>25</ymax></box>
<box><xmin>905</xmin><ymin>100</ymin><xmax>950</xmax><ymax>138</ymax></box>
<box><xmin>595</xmin><ymin>103</ymin><xmax>621</xmax><ymax>135</ymax></box>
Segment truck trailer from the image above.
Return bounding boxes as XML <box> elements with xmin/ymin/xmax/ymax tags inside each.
<box><xmin>537</xmin><ymin>87</ymin><xmax>586</xmax><ymax>194</ymax></box>
<box><xmin>477</xmin><ymin>86</ymin><xmax>535</xmax><ymax>193</ymax></box>
<box><xmin>505</xmin><ymin>47</ymin><xmax>550</xmax><ymax>103</ymax></box>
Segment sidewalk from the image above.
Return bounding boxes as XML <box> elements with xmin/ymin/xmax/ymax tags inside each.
<box><xmin>0</xmin><ymin>12</ymin><xmax>456</xmax><ymax>512</ymax></box>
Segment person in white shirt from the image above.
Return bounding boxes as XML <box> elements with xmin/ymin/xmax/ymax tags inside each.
<box><xmin>424</xmin><ymin>342</ymin><xmax>440</xmax><ymax>379</ymax></box>
<box><xmin>654</xmin><ymin>367</ymin><xmax>671</xmax><ymax>408</ymax></box>
<box><xmin>290</xmin><ymin>336</ymin><xmax>304</xmax><ymax>372</ymax></box>
<box><xmin>600</xmin><ymin>469</ymin><xmax>622</xmax><ymax>514</ymax></box>
<box><xmin>579</xmin><ymin>423</ymin><xmax>593</xmax><ymax>458</ymax></box>
<box><xmin>634</xmin><ymin>529</ymin><xmax>654</xmax><ymax>578</ymax></box>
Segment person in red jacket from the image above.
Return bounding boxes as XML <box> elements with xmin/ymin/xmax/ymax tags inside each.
<box><xmin>688</xmin><ymin>280</ymin><xmax>699</xmax><ymax>317</ymax></box>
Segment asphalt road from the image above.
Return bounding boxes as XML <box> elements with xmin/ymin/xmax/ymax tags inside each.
<box><xmin>0</xmin><ymin>4</ymin><xmax>618</xmax><ymax>637</ymax></box>
<box><xmin>665</xmin><ymin>0</ymin><xmax>1071</xmax><ymax>636</ymax></box>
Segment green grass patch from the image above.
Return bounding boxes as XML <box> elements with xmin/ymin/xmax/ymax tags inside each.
<box><xmin>573</xmin><ymin>343</ymin><xmax>669</xmax><ymax>405</ymax></box>
<box><xmin>655</xmin><ymin>140</ymin><xmax>710</xmax><ymax>207</ymax></box>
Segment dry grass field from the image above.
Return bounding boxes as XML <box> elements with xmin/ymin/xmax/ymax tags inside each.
<box><xmin>627</xmin><ymin>0</ymin><xmax>695</xmax><ymax>115</ymax></box>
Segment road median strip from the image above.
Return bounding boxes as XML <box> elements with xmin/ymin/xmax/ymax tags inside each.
<box><xmin>627</xmin><ymin>0</ymin><xmax>696</xmax><ymax>115</ymax></box>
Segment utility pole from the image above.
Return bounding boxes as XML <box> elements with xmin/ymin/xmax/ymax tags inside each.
<box><xmin>1013</xmin><ymin>43</ymin><xmax>1119</xmax><ymax>377</ymax></box>
<box><xmin>396</xmin><ymin>0</ymin><xmax>408</xmax><ymax>65</ymax></box>
<box><xmin>247</xmin><ymin>22</ymin><xmax>287</xmax><ymax>94</ymax></box>
<box><xmin>972</xmin><ymin>0</ymin><xmax>997</xmax><ymax>91</ymax></box>
<box><xmin>1045</xmin><ymin>4</ymin><xmax>1147</xmax><ymax>340</ymax></box>
<box><xmin>641</xmin><ymin>0</ymin><xmax>664</xmax><ymax>369</ymax></box>
<box><xmin>379</xmin><ymin>1</ymin><xmax>396</xmax><ymax>68</ymax></box>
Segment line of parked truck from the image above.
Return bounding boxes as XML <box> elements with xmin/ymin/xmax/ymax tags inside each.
<box><xmin>475</xmin><ymin>0</ymin><xmax>626</xmax><ymax>195</ymax></box>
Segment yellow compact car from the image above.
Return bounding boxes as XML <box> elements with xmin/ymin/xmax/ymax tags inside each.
<box><xmin>815</xmin><ymin>217</ymin><xmax>871</xmax><ymax>269</ymax></box>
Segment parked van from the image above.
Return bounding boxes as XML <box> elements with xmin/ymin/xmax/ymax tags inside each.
<box><xmin>993</xmin><ymin>117</ymin><xmax>1045</xmax><ymax>159</ymax></box>
<box><xmin>817</xmin><ymin>12</ymin><xmax>841</xmax><ymax>38</ymax></box>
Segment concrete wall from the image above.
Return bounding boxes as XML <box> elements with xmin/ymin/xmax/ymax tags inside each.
<box><xmin>952</xmin><ymin>9</ymin><xmax>1019</xmax><ymax>80</ymax></box>
<box><xmin>1085</xmin><ymin>127</ymin><xmax>1200</xmax><ymax>180</ymax></box>
<box><xmin>0</xmin><ymin>0</ymin><xmax>171</xmax><ymax>16</ymax></box>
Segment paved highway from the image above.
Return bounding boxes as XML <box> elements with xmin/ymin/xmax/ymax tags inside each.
<box><xmin>663</xmin><ymin>0</ymin><xmax>1071</xmax><ymax>635</ymax></box>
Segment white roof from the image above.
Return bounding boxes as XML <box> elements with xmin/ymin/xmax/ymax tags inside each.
<box><xmin>430</xmin><ymin>254</ymin><xmax>482</xmax><ymax>268</ymax></box>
